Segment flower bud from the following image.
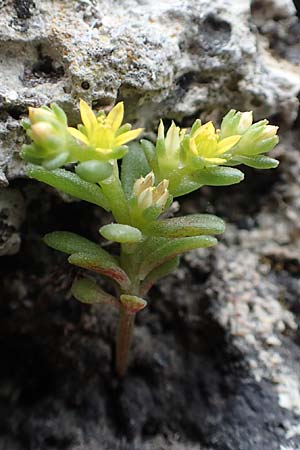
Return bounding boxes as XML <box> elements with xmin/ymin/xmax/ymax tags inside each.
<box><xmin>133</xmin><ymin>173</ymin><xmax>170</xmax><ymax>212</ymax></box>
<box><xmin>260</xmin><ymin>125</ymin><xmax>278</xmax><ymax>139</ymax></box>
<box><xmin>133</xmin><ymin>172</ymin><xmax>155</xmax><ymax>197</ymax></box>
<box><xmin>233</xmin><ymin>122</ymin><xmax>279</xmax><ymax>156</ymax></box>
<box><xmin>29</xmin><ymin>107</ymin><xmax>55</xmax><ymax>124</ymax></box>
<box><xmin>221</xmin><ymin>110</ymin><xmax>253</xmax><ymax>138</ymax></box>
<box><xmin>23</xmin><ymin>103</ymin><xmax>76</xmax><ymax>169</ymax></box>
<box><xmin>138</xmin><ymin>187</ymin><xmax>153</xmax><ymax>210</ymax></box>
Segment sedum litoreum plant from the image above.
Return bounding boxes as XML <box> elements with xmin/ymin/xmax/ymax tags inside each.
<box><xmin>21</xmin><ymin>100</ymin><xmax>279</xmax><ymax>377</ymax></box>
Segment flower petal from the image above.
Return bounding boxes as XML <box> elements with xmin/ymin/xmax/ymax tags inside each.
<box><xmin>79</xmin><ymin>99</ymin><xmax>97</xmax><ymax>132</ymax></box>
<box><xmin>106</xmin><ymin>102</ymin><xmax>124</xmax><ymax>132</ymax></box>
<box><xmin>67</xmin><ymin>127</ymin><xmax>89</xmax><ymax>145</ymax></box>
<box><xmin>189</xmin><ymin>138</ymin><xmax>198</xmax><ymax>155</ymax></box>
<box><xmin>216</xmin><ymin>135</ymin><xmax>240</xmax><ymax>155</ymax></box>
<box><xmin>193</xmin><ymin>121</ymin><xmax>215</xmax><ymax>139</ymax></box>
<box><xmin>115</xmin><ymin>128</ymin><xmax>143</xmax><ymax>146</ymax></box>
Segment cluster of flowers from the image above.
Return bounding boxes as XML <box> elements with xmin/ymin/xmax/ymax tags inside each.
<box><xmin>22</xmin><ymin>99</ymin><xmax>278</xmax><ymax>213</ymax></box>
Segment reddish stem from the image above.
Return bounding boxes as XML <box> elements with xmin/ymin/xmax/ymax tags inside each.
<box><xmin>116</xmin><ymin>305</ymin><xmax>135</xmax><ymax>377</ymax></box>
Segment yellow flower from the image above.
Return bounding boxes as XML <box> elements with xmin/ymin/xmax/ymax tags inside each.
<box><xmin>68</xmin><ymin>100</ymin><xmax>143</xmax><ymax>159</ymax></box>
<box><xmin>189</xmin><ymin>121</ymin><xmax>240</xmax><ymax>165</ymax></box>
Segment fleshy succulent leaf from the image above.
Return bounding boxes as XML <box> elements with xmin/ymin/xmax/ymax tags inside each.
<box><xmin>146</xmin><ymin>214</ymin><xmax>225</xmax><ymax>238</ymax></box>
<box><xmin>44</xmin><ymin>231</ymin><xmax>110</xmax><ymax>256</ymax></box>
<box><xmin>120</xmin><ymin>294</ymin><xmax>147</xmax><ymax>313</ymax></box>
<box><xmin>68</xmin><ymin>253</ymin><xmax>130</xmax><ymax>290</ymax></box>
<box><xmin>75</xmin><ymin>160</ymin><xmax>113</xmax><ymax>183</ymax></box>
<box><xmin>121</xmin><ymin>142</ymin><xmax>151</xmax><ymax>198</ymax></box>
<box><xmin>193</xmin><ymin>166</ymin><xmax>244</xmax><ymax>186</ymax></box>
<box><xmin>139</xmin><ymin>235</ymin><xmax>217</xmax><ymax>279</ymax></box>
<box><xmin>71</xmin><ymin>277</ymin><xmax>119</xmax><ymax>307</ymax></box>
<box><xmin>27</xmin><ymin>166</ymin><xmax>110</xmax><ymax>211</ymax></box>
<box><xmin>100</xmin><ymin>223</ymin><xmax>143</xmax><ymax>243</ymax></box>
<box><xmin>233</xmin><ymin>155</ymin><xmax>279</xmax><ymax>169</ymax></box>
<box><xmin>140</xmin><ymin>256</ymin><xmax>180</xmax><ymax>295</ymax></box>
<box><xmin>44</xmin><ymin>231</ymin><xmax>130</xmax><ymax>289</ymax></box>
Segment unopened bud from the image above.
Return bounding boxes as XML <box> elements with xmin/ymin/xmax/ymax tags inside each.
<box><xmin>165</xmin><ymin>122</ymin><xmax>180</xmax><ymax>155</ymax></box>
<box><xmin>238</xmin><ymin>111</ymin><xmax>253</xmax><ymax>133</ymax></box>
<box><xmin>153</xmin><ymin>179</ymin><xmax>169</xmax><ymax>208</ymax></box>
<box><xmin>158</xmin><ymin>120</ymin><xmax>165</xmax><ymax>140</ymax></box>
<box><xmin>31</xmin><ymin>122</ymin><xmax>54</xmax><ymax>142</ymax></box>
<box><xmin>133</xmin><ymin>172</ymin><xmax>155</xmax><ymax>196</ymax></box>
<box><xmin>155</xmin><ymin>189</ymin><xmax>169</xmax><ymax>208</ymax></box>
<box><xmin>29</xmin><ymin>107</ymin><xmax>54</xmax><ymax>124</ymax></box>
<box><xmin>138</xmin><ymin>187</ymin><xmax>153</xmax><ymax>209</ymax></box>
<box><xmin>260</xmin><ymin>125</ymin><xmax>278</xmax><ymax>139</ymax></box>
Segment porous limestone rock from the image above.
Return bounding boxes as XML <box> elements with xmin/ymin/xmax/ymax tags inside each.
<box><xmin>1</xmin><ymin>1</ymin><xmax>300</xmax><ymax>450</ymax></box>
<box><xmin>0</xmin><ymin>0</ymin><xmax>299</xmax><ymax>183</ymax></box>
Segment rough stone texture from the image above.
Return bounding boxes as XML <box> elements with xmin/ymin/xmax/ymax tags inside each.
<box><xmin>1</xmin><ymin>0</ymin><xmax>300</xmax><ymax>449</ymax></box>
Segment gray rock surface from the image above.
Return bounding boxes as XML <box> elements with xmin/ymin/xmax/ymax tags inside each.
<box><xmin>1</xmin><ymin>1</ymin><xmax>300</xmax><ymax>450</ymax></box>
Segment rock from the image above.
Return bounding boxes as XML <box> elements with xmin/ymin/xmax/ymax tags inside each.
<box><xmin>0</xmin><ymin>188</ymin><xmax>25</xmax><ymax>256</ymax></box>
<box><xmin>0</xmin><ymin>0</ymin><xmax>299</xmax><ymax>185</ymax></box>
<box><xmin>0</xmin><ymin>1</ymin><xmax>300</xmax><ymax>450</ymax></box>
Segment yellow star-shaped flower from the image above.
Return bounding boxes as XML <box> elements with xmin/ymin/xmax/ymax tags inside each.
<box><xmin>68</xmin><ymin>100</ymin><xmax>143</xmax><ymax>160</ymax></box>
<box><xmin>189</xmin><ymin>121</ymin><xmax>240</xmax><ymax>165</ymax></box>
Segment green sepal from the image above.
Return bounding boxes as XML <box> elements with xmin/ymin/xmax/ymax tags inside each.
<box><xmin>147</xmin><ymin>214</ymin><xmax>225</xmax><ymax>238</ymax></box>
<box><xmin>121</xmin><ymin>142</ymin><xmax>151</xmax><ymax>198</ymax></box>
<box><xmin>75</xmin><ymin>160</ymin><xmax>113</xmax><ymax>183</ymax></box>
<box><xmin>120</xmin><ymin>294</ymin><xmax>147</xmax><ymax>313</ymax></box>
<box><xmin>100</xmin><ymin>223</ymin><xmax>143</xmax><ymax>243</ymax></box>
<box><xmin>193</xmin><ymin>166</ymin><xmax>244</xmax><ymax>186</ymax></box>
<box><xmin>190</xmin><ymin>119</ymin><xmax>202</xmax><ymax>136</ymax></box>
<box><xmin>21</xmin><ymin>144</ymin><xmax>45</xmax><ymax>165</ymax></box>
<box><xmin>71</xmin><ymin>277</ymin><xmax>119</xmax><ymax>307</ymax></box>
<box><xmin>70</xmin><ymin>145</ymin><xmax>128</xmax><ymax>163</ymax></box>
<box><xmin>156</xmin><ymin>138</ymin><xmax>166</xmax><ymax>159</ymax></box>
<box><xmin>139</xmin><ymin>235</ymin><xmax>217</xmax><ymax>279</ymax></box>
<box><xmin>140</xmin><ymin>256</ymin><xmax>179</xmax><ymax>295</ymax></box>
<box><xmin>27</xmin><ymin>166</ymin><xmax>110</xmax><ymax>211</ymax></box>
<box><xmin>115</xmin><ymin>123</ymin><xmax>132</xmax><ymax>136</ymax></box>
<box><xmin>234</xmin><ymin>155</ymin><xmax>279</xmax><ymax>169</ymax></box>
<box><xmin>42</xmin><ymin>152</ymin><xmax>70</xmax><ymax>170</ymax></box>
<box><xmin>51</xmin><ymin>103</ymin><xmax>68</xmax><ymax>125</ymax></box>
<box><xmin>106</xmin><ymin>145</ymin><xmax>128</xmax><ymax>161</ymax></box>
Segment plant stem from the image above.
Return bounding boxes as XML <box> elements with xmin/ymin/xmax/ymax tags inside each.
<box><xmin>116</xmin><ymin>305</ymin><xmax>135</xmax><ymax>377</ymax></box>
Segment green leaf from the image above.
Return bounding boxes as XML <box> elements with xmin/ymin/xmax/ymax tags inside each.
<box><xmin>140</xmin><ymin>256</ymin><xmax>179</xmax><ymax>295</ymax></box>
<box><xmin>75</xmin><ymin>160</ymin><xmax>113</xmax><ymax>183</ymax></box>
<box><xmin>68</xmin><ymin>253</ymin><xmax>130</xmax><ymax>290</ymax></box>
<box><xmin>44</xmin><ymin>231</ymin><xmax>111</xmax><ymax>257</ymax></box>
<box><xmin>121</xmin><ymin>142</ymin><xmax>151</xmax><ymax>198</ymax></box>
<box><xmin>139</xmin><ymin>235</ymin><xmax>217</xmax><ymax>279</ymax></box>
<box><xmin>169</xmin><ymin>175</ymin><xmax>202</xmax><ymax>197</ymax></box>
<box><xmin>234</xmin><ymin>155</ymin><xmax>279</xmax><ymax>169</ymax></box>
<box><xmin>71</xmin><ymin>277</ymin><xmax>119</xmax><ymax>307</ymax></box>
<box><xmin>193</xmin><ymin>166</ymin><xmax>244</xmax><ymax>186</ymax></box>
<box><xmin>27</xmin><ymin>166</ymin><xmax>110</xmax><ymax>211</ymax></box>
<box><xmin>44</xmin><ymin>231</ymin><xmax>130</xmax><ymax>289</ymax></box>
<box><xmin>140</xmin><ymin>139</ymin><xmax>156</xmax><ymax>165</ymax></box>
<box><xmin>147</xmin><ymin>214</ymin><xmax>225</xmax><ymax>238</ymax></box>
<box><xmin>100</xmin><ymin>223</ymin><xmax>143</xmax><ymax>243</ymax></box>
